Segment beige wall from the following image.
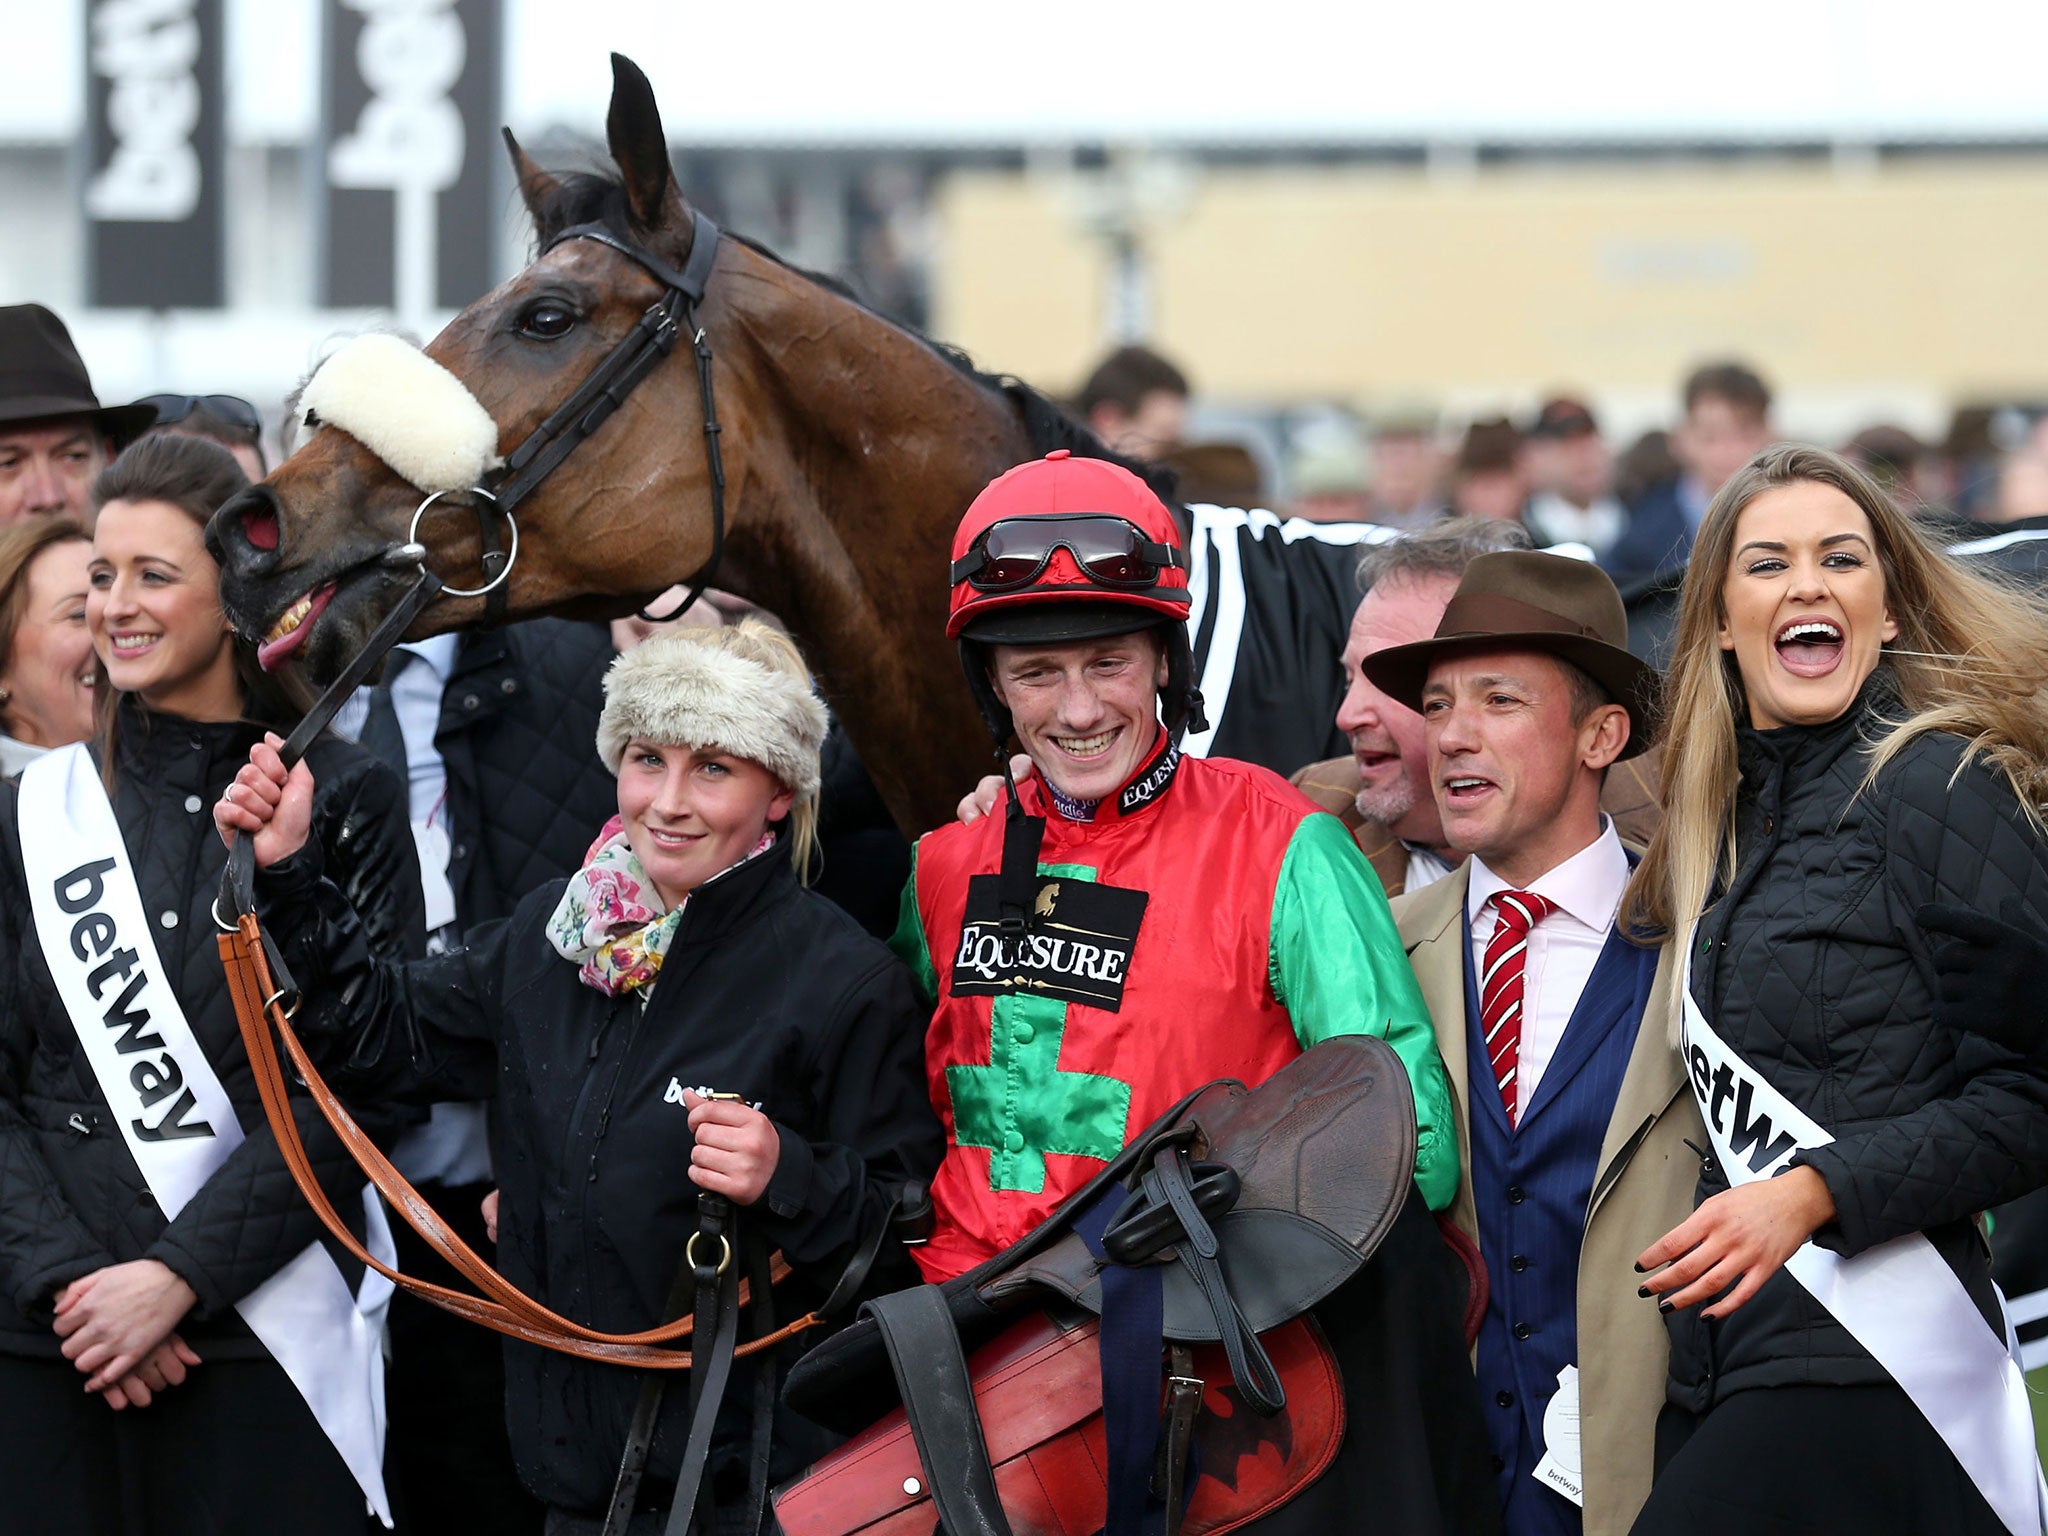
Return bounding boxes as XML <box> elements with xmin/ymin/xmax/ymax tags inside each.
<box><xmin>932</xmin><ymin>157</ymin><xmax>2048</xmax><ymax>432</ymax></box>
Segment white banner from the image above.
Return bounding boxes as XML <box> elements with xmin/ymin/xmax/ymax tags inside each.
<box><xmin>21</xmin><ymin>745</ymin><xmax>395</xmax><ymax>1526</ymax></box>
<box><xmin>1680</xmin><ymin>965</ymin><xmax>2045</xmax><ymax>1535</ymax></box>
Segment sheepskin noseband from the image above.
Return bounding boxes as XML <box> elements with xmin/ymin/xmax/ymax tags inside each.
<box><xmin>597</xmin><ymin>635</ymin><xmax>829</xmax><ymax>800</ymax></box>
<box><xmin>300</xmin><ymin>333</ymin><xmax>504</xmax><ymax>494</ymax></box>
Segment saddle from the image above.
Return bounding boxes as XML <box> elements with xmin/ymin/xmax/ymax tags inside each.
<box><xmin>775</xmin><ymin>1036</ymin><xmax>1418</xmax><ymax>1536</ymax></box>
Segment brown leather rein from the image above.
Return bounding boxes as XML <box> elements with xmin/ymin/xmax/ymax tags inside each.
<box><xmin>218</xmin><ymin>909</ymin><xmax>822</xmax><ymax>1369</ymax></box>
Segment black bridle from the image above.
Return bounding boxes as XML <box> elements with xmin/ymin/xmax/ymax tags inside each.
<box><xmin>219</xmin><ymin>211</ymin><xmax>728</xmax><ymax>924</ymax></box>
<box><xmin>484</xmin><ymin>210</ymin><xmax>728</xmax><ymax>625</ymax></box>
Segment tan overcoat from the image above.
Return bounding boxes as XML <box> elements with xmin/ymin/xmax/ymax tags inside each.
<box><xmin>1392</xmin><ymin>864</ymin><xmax>1701</xmax><ymax>1536</ymax></box>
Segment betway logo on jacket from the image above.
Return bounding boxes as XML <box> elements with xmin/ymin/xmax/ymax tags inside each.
<box><xmin>951</xmin><ymin>874</ymin><xmax>1149</xmax><ymax>1012</ymax></box>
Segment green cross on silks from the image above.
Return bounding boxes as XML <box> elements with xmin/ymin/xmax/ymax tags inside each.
<box><xmin>947</xmin><ymin>863</ymin><xmax>1133</xmax><ymax>1193</ymax></box>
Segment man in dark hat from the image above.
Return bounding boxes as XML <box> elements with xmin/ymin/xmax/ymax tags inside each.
<box><xmin>0</xmin><ymin>305</ymin><xmax>155</xmax><ymax>528</ymax></box>
<box><xmin>1370</xmin><ymin>550</ymin><xmax>1701</xmax><ymax>1536</ymax></box>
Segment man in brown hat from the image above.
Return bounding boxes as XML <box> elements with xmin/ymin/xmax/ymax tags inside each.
<box><xmin>1369</xmin><ymin>549</ymin><xmax>1701</xmax><ymax>1536</ymax></box>
<box><xmin>1291</xmin><ymin>522</ymin><xmax>1660</xmax><ymax>898</ymax></box>
<box><xmin>0</xmin><ymin>305</ymin><xmax>155</xmax><ymax>528</ymax></box>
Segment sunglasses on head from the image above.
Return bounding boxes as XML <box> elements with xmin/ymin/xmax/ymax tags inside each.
<box><xmin>951</xmin><ymin>515</ymin><xmax>1184</xmax><ymax>593</ymax></box>
<box><xmin>138</xmin><ymin>393</ymin><xmax>263</xmax><ymax>439</ymax></box>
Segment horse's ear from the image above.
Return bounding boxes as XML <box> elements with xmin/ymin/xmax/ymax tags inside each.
<box><xmin>503</xmin><ymin>128</ymin><xmax>563</xmax><ymax>230</ymax></box>
<box><xmin>605</xmin><ymin>53</ymin><xmax>686</xmax><ymax>235</ymax></box>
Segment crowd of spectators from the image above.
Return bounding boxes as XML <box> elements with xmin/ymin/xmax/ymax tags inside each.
<box><xmin>1061</xmin><ymin>341</ymin><xmax>2048</xmax><ymax>593</ymax></box>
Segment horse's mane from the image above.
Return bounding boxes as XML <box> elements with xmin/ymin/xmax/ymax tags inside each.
<box><xmin>533</xmin><ymin>170</ymin><xmax>1181</xmax><ymax>508</ymax></box>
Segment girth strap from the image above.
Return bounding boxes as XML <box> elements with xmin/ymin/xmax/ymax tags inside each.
<box><xmin>1077</xmin><ymin>1191</ymin><xmax>1173</xmax><ymax>1536</ymax></box>
<box><xmin>864</xmin><ymin>1286</ymin><xmax>1014</xmax><ymax>1536</ymax></box>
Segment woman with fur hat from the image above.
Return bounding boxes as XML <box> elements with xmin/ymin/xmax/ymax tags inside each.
<box><xmin>218</xmin><ymin>619</ymin><xmax>942</xmax><ymax>1536</ymax></box>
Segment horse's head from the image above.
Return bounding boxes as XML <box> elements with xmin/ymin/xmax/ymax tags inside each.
<box><xmin>208</xmin><ymin>54</ymin><xmax>731</xmax><ymax>684</ymax></box>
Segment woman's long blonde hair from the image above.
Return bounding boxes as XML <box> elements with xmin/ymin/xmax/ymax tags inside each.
<box><xmin>1620</xmin><ymin>442</ymin><xmax>2048</xmax><ymax>939</ymax></box>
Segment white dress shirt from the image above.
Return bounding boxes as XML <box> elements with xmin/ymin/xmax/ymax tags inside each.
<box><xmin>1466</xmin><ymin>818</ymin><xmax>1630</xmax><ymax>1119</ymax></box>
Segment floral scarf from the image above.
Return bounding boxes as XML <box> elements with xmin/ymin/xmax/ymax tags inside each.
<box><xmin>546</xmin><ymin>815</ymin><xmax>775</xmax><ymax>996</ymax></box>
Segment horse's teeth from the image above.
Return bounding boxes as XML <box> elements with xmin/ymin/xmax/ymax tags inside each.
<box><xmin>265</xmin><ymin>594</ymin><xmax>314</xmax><ymax>643</ymax></box>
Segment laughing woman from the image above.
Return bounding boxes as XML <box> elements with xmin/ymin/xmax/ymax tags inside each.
<box><xmin>1625</xmin><ymin>443</ymin><xmax>2048</xmax><ymax>1534</ymax></box>
<box><xmin>217</xmin><ymin>620</ymin><xmax>943</xmax><ymax>1536</ymax></box>
<box><xmin>0</xmin><ymin>433</ymin><xmax>420</xmax><ymax>1536</ymax></box>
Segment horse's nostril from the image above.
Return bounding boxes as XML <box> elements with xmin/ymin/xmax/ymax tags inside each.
<box><xmin>207</xmin><ymin>487</ymin><xmax>284</xmax><ymax>576</ymax></box>
<box><xmin>242</xmin><ymin>502</ymin><xmax>279</xmax><ymax>553</ymax></box>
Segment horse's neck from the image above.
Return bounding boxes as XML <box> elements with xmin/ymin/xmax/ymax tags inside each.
<box><xmin>716</xmin><ymin>263</ymin><xmax>1030</xmax><ymax>832</ymax></box>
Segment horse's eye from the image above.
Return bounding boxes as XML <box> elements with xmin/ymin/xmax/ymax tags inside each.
<box><xmin>517</xmin><ymin>302</ymin><xmax>576</xmax><ymax>340</ymax></box>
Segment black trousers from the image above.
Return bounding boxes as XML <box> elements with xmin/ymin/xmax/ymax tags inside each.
<box><xmin>0</xmin><ymin>1350</ymin><xmax>371</xmax><ymax>1536</ymax></box>
<box><xmin>1632</xmin><ymin>1383</ymin><xmax>2008</xmax><ymax>1536</ymax></box>
<box><xmin>385</xmin><ymin>1178</ymin><xmax>545</xmax><ymax>1536</ymax></box>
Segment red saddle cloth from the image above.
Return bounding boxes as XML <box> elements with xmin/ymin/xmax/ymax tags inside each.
<box><xmin>773</xmin><ymin>1308</ymin><xmax>1343</xmax><ymax>1536</ymax></box>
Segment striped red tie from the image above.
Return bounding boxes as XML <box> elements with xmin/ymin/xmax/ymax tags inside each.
<box><xmin>1481</xmin><ymin>889</ymin><xmax>1556</xmax><ymax>1129</ymax></box>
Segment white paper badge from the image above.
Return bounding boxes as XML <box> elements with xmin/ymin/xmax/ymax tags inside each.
<box><xmin>1534</xmin><ymin>1363</ymin><xmax>1585</xmax><ymax>1507</ymax></box>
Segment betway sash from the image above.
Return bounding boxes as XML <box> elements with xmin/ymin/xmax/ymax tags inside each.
<box><xmin>21</xmin><ymin>745</ymin><xmax>396</xmax><ymax>1527</ymax></box>
<box><xmin>1680</xmin><ymin>959</ymin><xmax>2046</xmax><ymax>1535</ymax></box>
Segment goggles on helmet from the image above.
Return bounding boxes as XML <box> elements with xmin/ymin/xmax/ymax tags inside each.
<box><xmin>949</xmin><ymin>514</ymin><xmax>1186</xmax><ymax>594</ymax></box>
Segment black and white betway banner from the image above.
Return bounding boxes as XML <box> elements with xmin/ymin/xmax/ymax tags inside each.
<box><xmin>83</xmin><ymin>0</ymin><xmax>226</xmax><ymax>308</ymax></box>
<box><xmin>317</xmin><ymin>0</ymin><xmax>504</xmax><ymax>313</ymax></box>
<box><xmin>20</xmin><ymin>746</ymin><xmax>396</xmax><ymax>1526</ymax></box>
<box><xmin>1681</xmin><ymin>968</ymin><xmax>2047</xmax><ymax>1535</ymax></box>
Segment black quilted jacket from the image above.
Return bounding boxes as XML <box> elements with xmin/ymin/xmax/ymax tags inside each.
<box><xmin>1666</xmin><ymin>671</ymin><xmax>2048</xmax><ymax>1407</ymax></box>
<box><xmin>0</xmin><ymin>700</ymin><xmax>422</xmax><ymax>1358</ymax></box>
<box><xmin>436</xmin><ymin>621</ymin><xmax>622</xmax><ymax>930</ymax></box>
<box><xmin>276</xmin><ymin>844</ymin><xmax>943</xmax><ymax>1512</ymax></box>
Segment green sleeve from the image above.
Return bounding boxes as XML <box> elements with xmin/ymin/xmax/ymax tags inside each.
<box><xmin>1269</xmin><ymin>812</ymin><xmax>1459</xmax><ymax>1213</ymax></box>
<box><xmin>888</xmin><ymin>838</ymin><xmax>939</xmax><ymax>1008</ymax></box>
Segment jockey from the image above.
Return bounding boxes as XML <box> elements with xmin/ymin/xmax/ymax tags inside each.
<box><xmin>894</xmin><ymin>449</ymin><xmax>1459</xmax><ymax>1281</ymax></box>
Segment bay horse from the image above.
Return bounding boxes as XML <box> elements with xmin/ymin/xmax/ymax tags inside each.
<box><xmin>207</xmin><ymin>55</ymin><xmax>1364</xmax><ymax>834</ymax></box>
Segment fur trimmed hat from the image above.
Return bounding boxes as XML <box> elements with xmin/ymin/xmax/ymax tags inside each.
<box><xmin>596</xmin><ymin>625</ymin><xmax>829</xmax><ymax>798</ymax></box>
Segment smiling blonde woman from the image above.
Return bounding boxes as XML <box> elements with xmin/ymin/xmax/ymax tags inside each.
<box><xmin>218</xmin><ymin>619</ymin><xmax>941</xmax><ymax>1536</ymax></box>
<box><xmin>1624</xmin><ymin>443</ymin><xmax>2048</xmax><ymax>1534</ymax></box>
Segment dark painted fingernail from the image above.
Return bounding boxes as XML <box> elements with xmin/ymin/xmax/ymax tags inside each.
<box><xmin>1657</xmin><ymin>1300</ymin><xmax>1674</xmax><ymax>1314</ymax></box>
<box><xmin>1637</xmin><ymin>1285</ymin><xmax>1651</xmax><ymax>1298</ymax></box>
<box><xmin>1632</xmin><ymin>1262</ymin><xmax>1646</xmax><ymax>1273</ymax></box>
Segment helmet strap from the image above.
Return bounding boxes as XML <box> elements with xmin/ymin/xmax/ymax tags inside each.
<box><xmin>1162</xmin><ymin>624</ymin><xmax>1209</xmax><ymax>740</ymax></box>
<box><xmin>996</xmin><ymin>760</ymin><xmax>1047</xmax><ymax>939</ymax></box>
<box><xmin>958</xmin><ymin>640</ymin><xmax>1048</xmax><ymax>935</ymax></box>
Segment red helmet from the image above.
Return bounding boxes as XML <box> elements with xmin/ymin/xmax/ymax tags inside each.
<box><xmin>946</xmin><ymin>450</ymin><xmax>1191</xmax><ymax>643</ymax></box>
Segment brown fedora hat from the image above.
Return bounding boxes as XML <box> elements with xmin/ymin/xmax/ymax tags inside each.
<box><xmin>0</xmin><ymin>305</ymin><xmax>155</xmax><ymax>448</ymax></box>
<box><xmin>1362</xmin><ymin>549</ymin><xmax>1660</xmax><ymax>759</ymax></box>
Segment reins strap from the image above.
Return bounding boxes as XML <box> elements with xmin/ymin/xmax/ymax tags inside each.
<box><xmin>666</xmin><ymin>1194</ymin><xmax>743</xmax><ymax>1536</ymax></box>
<box><xmin>218</xmin><ymin>913</ymin><xmax>827</xmax><ymax>1367</ymax></box>
<box><xmin>864</xmin><ymin>1286</ymin><xmax>1016</xmax><ymax>1536</ymax></box>
<box><xmin>604</xmin><ymin>1248</ymin><xmax>704</xmax><ymax>1534</ymax></box>
<box><xmin>221</xmin><ymin>569</ymin><xmax>444</xmax><ymax>923</ymax></box>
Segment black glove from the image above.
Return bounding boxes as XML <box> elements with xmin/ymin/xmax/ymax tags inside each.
<box><xmin>1917</xmin><ymin>900</ymin><xmax>2048</xmax><ymax>1059</ymax></box>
